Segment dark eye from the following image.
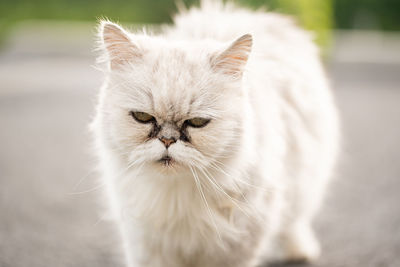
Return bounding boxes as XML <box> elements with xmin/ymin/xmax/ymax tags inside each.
<box><xmin>186</xmin><ymin>117</ymin><xmax>210</xmax><ymax>128</ymax></box>
<box><xmin>130</xmin><ymin>111</ymin><xmax>155</xmax><ymax>123</ymax></box>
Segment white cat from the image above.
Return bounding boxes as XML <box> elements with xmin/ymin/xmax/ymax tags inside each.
<box><xmin>92</xmin><ymin>1</ymin><xmax>339</xmax><ymax>266</ymax></box>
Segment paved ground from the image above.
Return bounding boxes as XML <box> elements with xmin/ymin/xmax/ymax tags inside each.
<box><xmin>0</xmin><ymin>23</ymin><xmax>400</xmax><ymax>267</ymax></box>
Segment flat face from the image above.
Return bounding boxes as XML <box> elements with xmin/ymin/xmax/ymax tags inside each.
<box><xmin>100</xmin><ymin>41</ymin><xmax>245</xmax><ymax>173</ymax></box>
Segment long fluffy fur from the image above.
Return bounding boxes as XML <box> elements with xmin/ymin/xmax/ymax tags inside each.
<box><xmin>91</xmin><ymin>1</ymin><xmax>339</xmax><ymax>266</ymax></box>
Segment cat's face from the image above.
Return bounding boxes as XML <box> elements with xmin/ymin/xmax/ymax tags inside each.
<box><xmin>97</xmin><ymin>21</ymin><xmax>252</xmax><ymax>173</ymax></box>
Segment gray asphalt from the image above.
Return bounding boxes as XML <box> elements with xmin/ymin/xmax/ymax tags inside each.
<box><xmin>0</xmin><ymin>24</ymin><xmax>399</xmax><ymax>267</ymax></box>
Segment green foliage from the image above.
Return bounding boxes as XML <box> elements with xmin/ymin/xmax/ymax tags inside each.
<box><xmin>334</xmin><ymin>0</ymin><xmax>400</xmax><ymax>30</ymax></box>
<box><xmin>239</xmin><ymin>0</ymin><xmax>332</xmax><ymax>48</ymax></box>
<box><xmin>0</xmin><ymin>0</ymin><xmax>334</xmax><ymax>49</ymax></box>
<box><xmin>1</xmin><ymin>0</ymin><xmax>399</xmax><ymax>48</ymax></box>
<box><xmin>0</xmin><ymin>0</ymin><xmax>179</xmax><ymax>24</ymax></box>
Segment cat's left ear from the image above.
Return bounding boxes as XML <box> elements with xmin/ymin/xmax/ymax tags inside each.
<box><xmin>98</xmin><ymin>20</ymin><xmax>142</xmax><ymax>70</ymax></box>
<box><xmin>211</xmin><ymin>34</ymin><xmax>252</xmax><ymax>77</ymax></box>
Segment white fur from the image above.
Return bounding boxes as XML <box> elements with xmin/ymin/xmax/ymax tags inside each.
<box><xmin>92</xmin><ymin>1</ymin><xmax>339</xmax><ymax>266</ymax></box>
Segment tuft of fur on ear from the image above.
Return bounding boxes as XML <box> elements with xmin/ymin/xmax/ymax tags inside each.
<box><xmin>212</xmin><ymin>34</ymin><xmax>253</xmax><ymax>77</ymax></box>
<box><xmin>98</xmin><ymin>20</ymin><xmax>141</xmax><ymax>70</ymax></box>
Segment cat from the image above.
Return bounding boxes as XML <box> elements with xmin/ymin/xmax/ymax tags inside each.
<box><xmin>91</xmin><ymin>1</ymin><xmax>339</xmax><ymax>266</ymax></box>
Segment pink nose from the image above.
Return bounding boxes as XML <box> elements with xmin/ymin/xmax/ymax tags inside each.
<box><xmin>159</xmin><ymin>137</ymin><xmax>176</xmax><ymax>148</ymax></box>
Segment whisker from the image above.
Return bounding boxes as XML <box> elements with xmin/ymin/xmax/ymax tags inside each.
<box><xmin>93</xmin><ymin>213</ymin><xmax>108</xmax><ymax>226</ymax></box>
<box><xmin>72</xmin><ymin>167</ymin><xmax>98</xmax><ymax>191</ymax></box>
<box><xmin>69</xmin><ymin>157</ymin><xmax>141</xmax><ymax>195</ymax></box>
<box><xmin>197</xmin><ymin>167</ymin><xmax>253</xmax><ymax>219</ymax></box>
<box><xmin>205</xmin><ymin>162</ymin><xmax>270</xmax><ymax>223</ymax></box>
<box><xmin>189</xmin><ymin>166</ymin><xmax>222</xmax><ymax>241</ymax></box>
<box><xmin>209</xmin><ymin>161</ymin><xmax>272</xmax><ymax>193</ymax></box>
<box><xmin>68</xmin><ymin>182</ymin><xmax>106</xmax><ymax>195</ymax></box>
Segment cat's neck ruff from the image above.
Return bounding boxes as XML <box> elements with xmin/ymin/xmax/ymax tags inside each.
<box><xmin>112</xmin><ymin>158</ymin><xmax>253</xmax><ymax>246</ymax></box>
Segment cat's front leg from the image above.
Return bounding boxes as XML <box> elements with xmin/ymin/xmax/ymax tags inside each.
<box><xmin>280</xmin><ymin>220</ymin><xmax>321</xmax><ymax>263</ymax></box>
<box><xmin>119</xmin><ymin>222</ymin><xmax>151</xmax><ymax>267</ymax></box>
<box><xmin>120</xmin><ymin>223</ymin><xmax>179</xmax><ymax>267</ymax></box>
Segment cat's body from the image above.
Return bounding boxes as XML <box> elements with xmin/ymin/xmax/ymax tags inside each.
<box><xmin>92</xmin><ymin>1</ymin><xmax>339</xmax><ymax>267</ymax></box>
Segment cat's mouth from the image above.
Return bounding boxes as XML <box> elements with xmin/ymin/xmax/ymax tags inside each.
<box><xmin>158</xmin><ymin>155</ymin><xmax>174</xmax><ymax>166</ymax></box>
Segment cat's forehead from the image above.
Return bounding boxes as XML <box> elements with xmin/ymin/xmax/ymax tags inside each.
<box><xmin>128</xmin><ymin>46</ymin><xmax>218</xmax><ymax>121</ymax></box>
<box><xmin>148</xmin><ymin>45</ymin><xmax>208</xmax><ymax>79</ymax></box>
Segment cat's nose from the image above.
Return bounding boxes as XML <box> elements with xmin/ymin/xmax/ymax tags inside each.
<box><xmin>159</xmin><ymin>136</ymin><xmax>176</xmax><ymax>148</ymax></box>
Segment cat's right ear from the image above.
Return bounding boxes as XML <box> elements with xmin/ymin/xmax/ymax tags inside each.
<box><xmin>98</xmin><ymin>20</ymin><xmax>142</xmax><ymax>70</ymax></box>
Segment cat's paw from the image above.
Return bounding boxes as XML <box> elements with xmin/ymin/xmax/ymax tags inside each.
<box><xmin>282</xmin><ymin>224</ymin><xmax>321</xmax><ymax>263</ymax></box>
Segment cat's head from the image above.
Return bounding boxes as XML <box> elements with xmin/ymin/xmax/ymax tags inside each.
<box><xmin>96</xmin><ymin>21</ymin><xmax>252</xmax><ymax>174</ymax></box>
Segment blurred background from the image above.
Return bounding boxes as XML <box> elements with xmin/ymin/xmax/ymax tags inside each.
<box><xmin>0</xmin><ymin>0</ymin><xmax>399</xmax><ymax>267</ymax></box>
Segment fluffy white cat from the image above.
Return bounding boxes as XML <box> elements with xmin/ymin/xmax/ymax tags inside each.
<box><xmin>92</xmin><ymin>1</ymin><xmax>339</xmax><ymax>266</ymax></box>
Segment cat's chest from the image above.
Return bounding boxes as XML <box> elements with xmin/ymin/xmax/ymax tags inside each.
<box><xmin>137</xmin><ymin>197</ymin><xmax>237</xmax><ymax>261</ymax></box>
<box><xmin>118</xmin><ymin>171</ymin><xmax>224</xmax><ymax>223</ymax></box>
<box><xmin>118</xmin><ymin>171</ymin><xmax>238</xmax><ymax>244</ymax></box>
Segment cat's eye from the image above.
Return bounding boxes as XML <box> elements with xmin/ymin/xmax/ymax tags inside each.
<box><xmin>186</xmin><ymin>117</ymin><xmax>210</xmax><ymax>128</ymax></box>
<box><xmin>130</xmin><ymin>111</ymin><xmax>155</xmax><ymax>123</ymax></box>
